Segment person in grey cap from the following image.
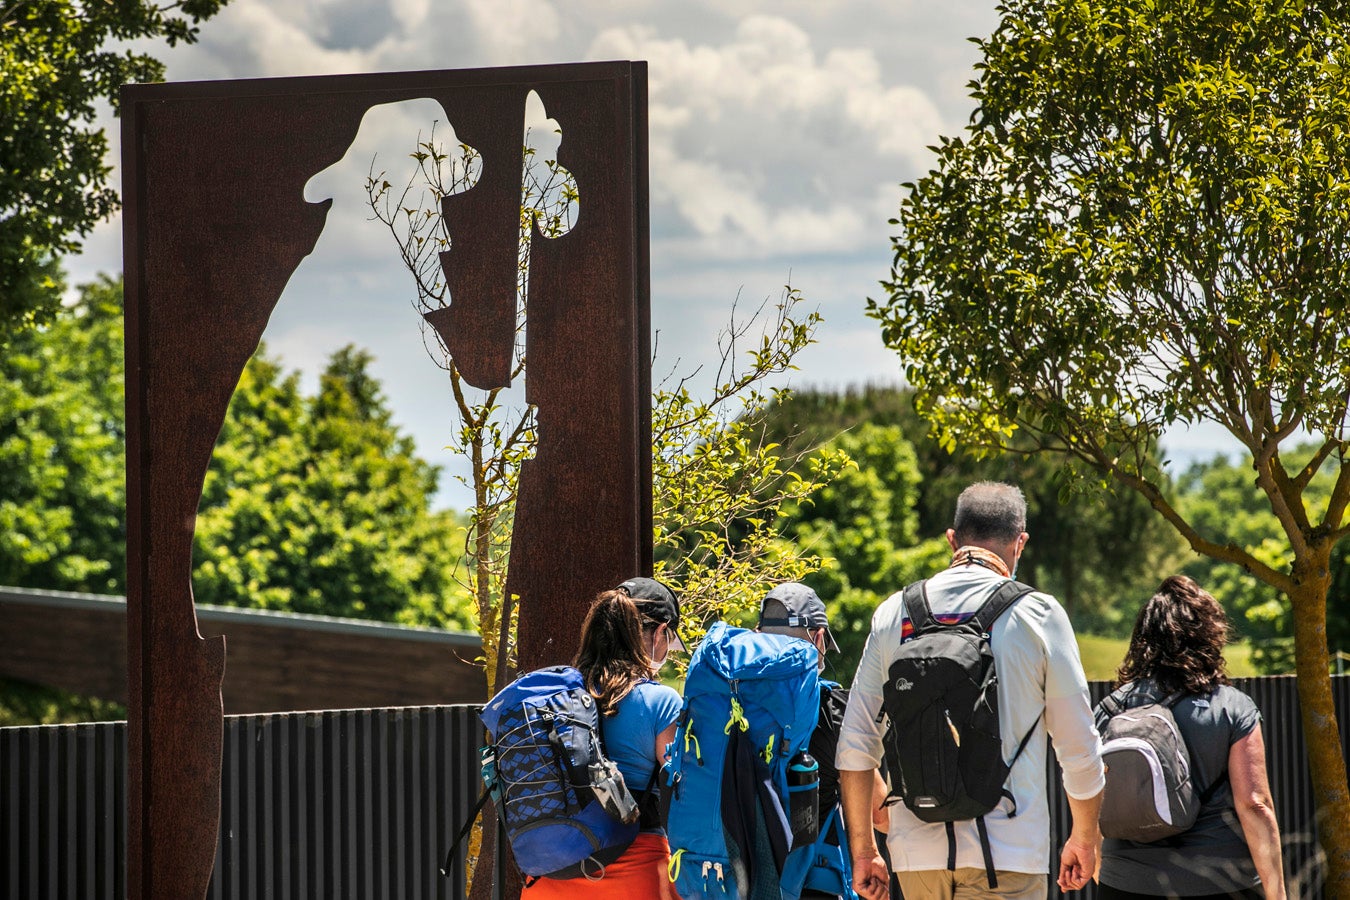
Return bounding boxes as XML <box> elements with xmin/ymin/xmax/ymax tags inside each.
<box><xmin>757</xmin><ymin>582</ymin><xmax>889</xmax><ymax>900</ymax></box>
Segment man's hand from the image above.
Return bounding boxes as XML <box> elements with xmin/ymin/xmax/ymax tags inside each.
<box><xmin>1056</xmin><ymin>831</ymin><xmax>1100</xmax><ymax>893</ymax></box>
<box><xmin>851</xmin><ymin>851</ymin><xmax>890</xmax><ymax>900</ymax></box>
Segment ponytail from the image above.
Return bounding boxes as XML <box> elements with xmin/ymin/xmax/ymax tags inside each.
<box><xmin>574</xmin><ymin>590</ymin><xmax>656</xmax><ymax>715</ymax></box>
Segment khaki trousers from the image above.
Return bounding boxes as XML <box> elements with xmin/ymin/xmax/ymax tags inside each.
<box><xmin>896</xmin><ymin>868</ymin><xmax>1047</xmax><ymax>900</ymax></box>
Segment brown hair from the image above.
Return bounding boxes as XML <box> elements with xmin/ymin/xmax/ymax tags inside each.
<box><xmin>574</xmin><ymin>589</ymin><xmax>657</xmax><ymax>716</ymax></box>
<box><xmin>1116</xmin><ymin>575</ymin><xmax>1231</xmax><ymax>695</ymax></box>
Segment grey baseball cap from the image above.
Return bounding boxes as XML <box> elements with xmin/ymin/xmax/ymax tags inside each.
<box><xmin>757</xmin><ymin>582</ymin><xmax>839</xmax><ymax>652</ymax></box>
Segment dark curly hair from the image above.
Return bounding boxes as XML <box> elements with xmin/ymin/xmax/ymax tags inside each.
<box><xmin>1116</xmin><ymin>575</ymin><xmax>1231</xmax><ymax>695</ymax></box>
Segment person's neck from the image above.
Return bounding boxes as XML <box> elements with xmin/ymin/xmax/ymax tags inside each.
<box><xmin>949</xmin><ymin>545</ymin><xmax>1012</xmax><ymax>578</ymax></box>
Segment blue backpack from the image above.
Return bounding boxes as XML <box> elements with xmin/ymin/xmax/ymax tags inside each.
<box><xmin>779</xmin><ymin>682</ymin><xmax>858</xmax><ymax>900</ymax></box>
<box><xmin>444</xmin><ymin>666</ymin><xmax>645</xmax><ymax>883</ymax></box>
<box><xmin>665</xmin><ymin>622</ymin><xmax>821</xmax><ymax>900</ymax></box>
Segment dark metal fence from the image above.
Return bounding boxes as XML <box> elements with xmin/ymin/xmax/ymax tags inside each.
<box><xmin>2</xmin><ymin>678</ymin><xmax>1347</xmax><ymax>899</ymax></box>
<box><xmin>2</xmin><ymin>706</ymin><xmax>484</xmax><ymax>900</ymax></box>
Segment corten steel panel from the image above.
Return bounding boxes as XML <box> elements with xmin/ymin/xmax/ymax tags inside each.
<box><xmin>120</xmin><ymin>63</ymin><xmax>650</xmax><ymax>899</ymax></box>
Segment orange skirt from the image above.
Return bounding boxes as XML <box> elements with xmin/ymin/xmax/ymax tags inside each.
<box><xmin>524</xmin><ymin>833</ymin><xmax>677</xmax><ymax>900</ymax></box>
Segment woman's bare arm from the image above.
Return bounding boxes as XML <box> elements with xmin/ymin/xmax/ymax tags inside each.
<box><xmin>1228</xmin><ymin>724</ymin><xmax>1286</xmax><ymax>900</ymax></box>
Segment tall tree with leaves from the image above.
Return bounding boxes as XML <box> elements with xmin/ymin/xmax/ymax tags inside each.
<box><xmin>0</xmin><ymin>0</ymin><xmax>230</xmax><ymax>335</ymax></box>
<box><xmin>193</xmin><ymin>345</ymin><xmax>475</xmax><ymax>629</ymax></box>
<box><xmin>0</xmin><ymin>272</ymin><xmax>125</xmax><ymax>593</ymax></box>
<box><xmin>1176</xmin><ymin>449</ymin><xmax>1350</xmax><ymax>673</ymax></box>
<box><xmin>871</xmin><ymin>0</ymin><xmax>1350</xmax><ymax>887</ymax></box>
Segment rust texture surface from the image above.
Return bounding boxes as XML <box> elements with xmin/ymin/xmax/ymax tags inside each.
<box><xmin>121</xmin><ymin>62</ymin><xmax>650</xmax><ymax>899</ymax></box>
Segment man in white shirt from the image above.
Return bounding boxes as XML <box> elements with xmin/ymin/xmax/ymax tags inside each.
<box><xmin>837</xmin><ymin>482</ymin><xmax>1105</xmax><ymax>900</ymax></box>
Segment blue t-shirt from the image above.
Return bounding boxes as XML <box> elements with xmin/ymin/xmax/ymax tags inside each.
<box><xmin>603</xmin><ymin>679</ymin><xmax>683</xmax><ymax>793</ymax></box>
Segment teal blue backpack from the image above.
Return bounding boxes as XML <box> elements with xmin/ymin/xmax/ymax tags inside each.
<box><xmin>664</xmin><ymin>622</ymin><xmax>821</xmax><ymax>900</ymax></box>
<box><xmin>779</xmin><ymin>680</ymin><xmax>858</xmax><ymax>900</ymax></box>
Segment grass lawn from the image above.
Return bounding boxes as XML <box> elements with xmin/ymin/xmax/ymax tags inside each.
<box><xmin>1077</xmin><ymin>633</ymin><xmax>1262</xmax><ymax>682</ymax></box>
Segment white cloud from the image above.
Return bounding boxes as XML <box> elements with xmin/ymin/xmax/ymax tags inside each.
<box><xmin>458</xmin><ymin>0</ymin><xmax>563</xmax><ymax>63</ymax></box>
<box><xmin>588</xmin><ymin>15</ymin><xmax>944</xmax><ymax>259</ymax></box>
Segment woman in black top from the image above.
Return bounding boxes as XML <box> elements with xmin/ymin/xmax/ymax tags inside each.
<box><xmin>1096</xmin><ymin>576</ymin><xmax>1286</xmax><ymax>900</ymax></box>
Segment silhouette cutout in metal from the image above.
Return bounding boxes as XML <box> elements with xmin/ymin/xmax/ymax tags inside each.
<box><xmin>121</xmin><ymin>62</ymin><xmax>650</xmax><ymax>899</ymax></box>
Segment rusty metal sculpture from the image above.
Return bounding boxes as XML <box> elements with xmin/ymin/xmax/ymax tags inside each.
<box><xmin>121</xmin><ymin>62</ymin><xmax>650</xmax><ymax>899</ymax></box>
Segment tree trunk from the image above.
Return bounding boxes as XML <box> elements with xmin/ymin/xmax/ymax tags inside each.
<box><xmin>1288</xmin><ymin>563</ymin><xmax>1350</xmax><ymax>898</ymax></box>
<box><xmin>467</xmin><ymin>805</ymin><xmax>524</xmax><ymax>900</ymax></box>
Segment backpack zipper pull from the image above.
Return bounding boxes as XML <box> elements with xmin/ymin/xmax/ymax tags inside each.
<box><xmin>684</xmin><ymin>725</ymin><xmax>703</xmax><ymax>765</ymax></box>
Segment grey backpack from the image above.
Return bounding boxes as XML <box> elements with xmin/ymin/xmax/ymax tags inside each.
<box><xmin>1095</xmin><ymin>690</ymin><xmax>1209</xmax><ymax>842</ymax></box>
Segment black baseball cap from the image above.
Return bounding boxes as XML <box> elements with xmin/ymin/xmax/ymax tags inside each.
<box><xmin>616</xmin><ymin>576</ymin><xmax>686</xmax><ymax>652</ymax></box>
<box><xmin>757</xmin><ymin>582</ymin><xmax>840</xmax><ymax>652</ymax></box>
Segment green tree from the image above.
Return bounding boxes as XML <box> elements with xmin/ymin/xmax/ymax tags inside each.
<box><xmin>193</xmin><ymin>345</ymin><xmax>475</xmax><ymax>630</ymax></box>
<box><xmin>762</xmin><ymin>387</ymin><xmax>1185</xmax><ymax>633</ymax></box>
<box><xmin>1176</xmin><ymin>449</ymin><xmax>1350</xmax><ymax>673</ymax></box>
<box><xmin>777</xmin><ymin>423</ymin><xmax>950</xmax><ymax>683</ymax></box>
<box><xmin>871</xmin><ymin>0</ymin><xmax>1350</xmax><ymax>885</ymax></box>
<box><xmin>0</xmin><ymin>272</ymin><xmax>125</xmax><ymax>593</ymax></box>
<box><xmin>0</xmin><ymin>0</ymin><xmax>230</xmax><ymax>335</ymax></box>
<box><xmin>649</xmin><ymin>291</ymin><xmax>852</xmax><ymax>649</ymax></box>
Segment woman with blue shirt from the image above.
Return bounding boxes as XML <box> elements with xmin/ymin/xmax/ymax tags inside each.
<box><xmin>530</xmin><ymin>577</ymin><xmax>684</xmax><ymax>899</ymax></box>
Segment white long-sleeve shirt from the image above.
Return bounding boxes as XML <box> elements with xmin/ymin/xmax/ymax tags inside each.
<box><xmin>837</xmin><ymin>564</ymin><xmax>1105</xmax><ymax>875</ymax></box>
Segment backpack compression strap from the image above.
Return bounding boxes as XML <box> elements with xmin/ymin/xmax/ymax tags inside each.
<box><xmin>441</xmin><ymin>787</ymin><xmax>493</xmax><ymax>878</ymax></box>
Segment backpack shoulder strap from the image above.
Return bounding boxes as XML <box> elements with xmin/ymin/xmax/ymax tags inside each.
<box><xmin>970</xmin><ymin>579</ymin><xmax>1036</xmax><ymax>634</ymax></box>
<box><xmin>901</xmin><ymin>580</ymin><xmax>937</xmax><ymax>634</ymax></box>
<box><xmin>1161</xmin><ymin>690</ymin><xmax>1189</xmax><ymax>709</ymax></box>
<box><xmin>1098</xmin><ymin>692</ymin><xmax>1125</xmax><ymax>718</ymax></box>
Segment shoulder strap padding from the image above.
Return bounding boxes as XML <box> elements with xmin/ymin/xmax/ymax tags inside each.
<box><xmin>901</xmin><ymin>580</ymin><xmax>937</xmax><ymax>633</ymax></box>
<box><xmin>970</xmin><ymin>579</ymin><xmax>1035</xmax><ymax>634</ymax></box>
<box><xmin>1098</xmin><ymin>692</ymin><xmax>1125</xmax><ymax>718</ymax></box>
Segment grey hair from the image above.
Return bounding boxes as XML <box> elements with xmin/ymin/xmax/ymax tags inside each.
<box><xmin>952</xmin><ymin>482</ymin><xmax>1027</xmax><ymax>545</ymax></box>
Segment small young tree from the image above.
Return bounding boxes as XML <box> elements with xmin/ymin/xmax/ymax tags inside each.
<box><xmin>368</xmin><ymin>126</ymin><xmax>849</xmax><ymax>680</ymax></box>
<box><xmin>650</xmin><ymin>289</ymin><xmax>852</xmax><ymax>645</ymax></box>
<box><xmin>871</xmin><ymin>0</ymin><xmax>1350</xmax><ymax>888</ymax></box>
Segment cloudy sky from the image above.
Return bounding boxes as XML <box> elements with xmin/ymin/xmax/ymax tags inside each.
<box><xmin>68</xmin><ymin>0</ymin><xmax>1228</xmax><ymax>509</ymax></box>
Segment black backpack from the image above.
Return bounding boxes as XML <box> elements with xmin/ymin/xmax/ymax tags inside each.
<box><xmin>1095</xmin><ymin>689</ymin><xmax>1224</xmax><ymax>843</ymax></box>
<box><xmin>879</xmin><ymin>578</ymin><xmax>1039</xmax><ymax>887</ymax></box>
